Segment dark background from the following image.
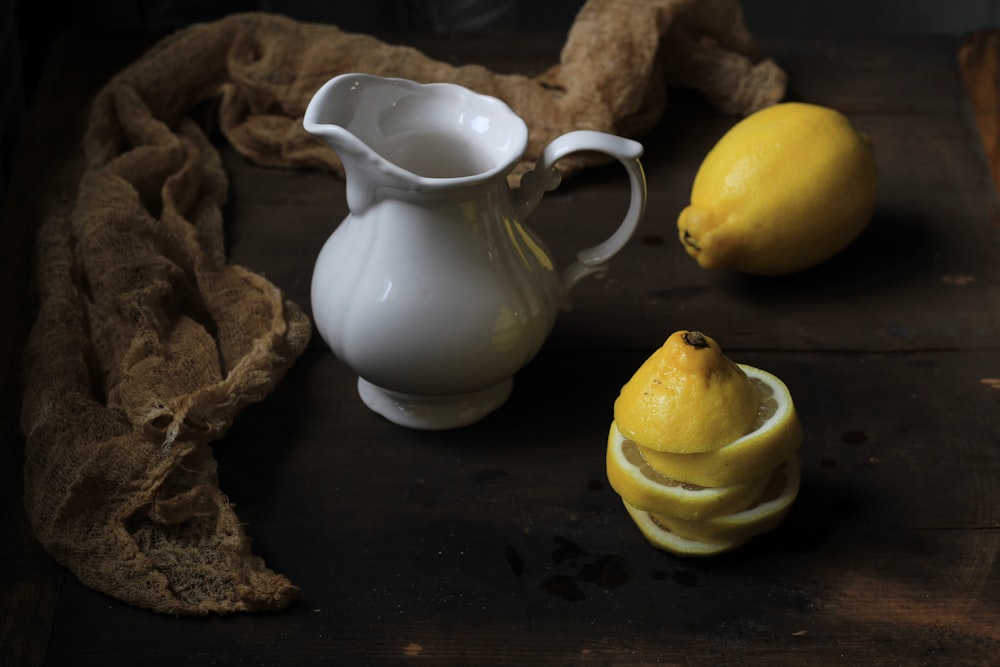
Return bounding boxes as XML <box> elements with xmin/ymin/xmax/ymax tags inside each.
<box><xmin>3</xmin><ymin>0</ymin><xmax>1000</xmax><ymax>208</ymax></box>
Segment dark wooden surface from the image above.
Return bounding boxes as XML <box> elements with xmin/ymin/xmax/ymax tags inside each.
<box><xmin>2</xmin><ymin>28</ymin><xmax>999</xmax><ymax>666</ymax></box>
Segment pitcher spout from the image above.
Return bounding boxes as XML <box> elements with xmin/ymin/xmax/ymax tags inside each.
<box><xmin>303</xmin><ymin>73</ymin><xmax>529</xmax><ymax>213</ymax></box>
<box><xmin>305</xmin><ymin>124</ymin><xmax>386</xmax><ymax>212</ymax></box>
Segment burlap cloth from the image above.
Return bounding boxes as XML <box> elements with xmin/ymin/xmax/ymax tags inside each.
<box><xmin>20</xmin><ymin>0</ymin><xmax>785</xmax><ymax>615</ymax></box>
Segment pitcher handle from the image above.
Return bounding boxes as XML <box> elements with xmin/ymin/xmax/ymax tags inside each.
<box><xmin>515</xmin><ymin>130</ymin><xmax>647</xmax><ymax>293</ymax></box>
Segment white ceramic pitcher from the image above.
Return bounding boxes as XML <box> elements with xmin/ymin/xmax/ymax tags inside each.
<box><xmin>304</xmin><ymin>73</ymin><xmax>646</xmax><ymax>429</ymax></box>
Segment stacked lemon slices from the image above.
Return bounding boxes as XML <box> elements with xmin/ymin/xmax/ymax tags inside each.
<box><xmin>607</xmin><ymin>330</ymin><xmax>802</xmax><ymax>556</ymax></box>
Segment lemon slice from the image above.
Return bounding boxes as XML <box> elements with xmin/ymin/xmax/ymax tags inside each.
<box><xmin>635</xmin><ymin>365</ymin><xmax>802</xmax><ymax>487</ymax></box>
<box><xmin>621</xmin><ymin>455</ymin><xmax>800</xmax><ymax>556</ymax></box>
<box><xmin>622</xmin><ymin>501</ymin><xmax>736</xmax><ymax>556</ymax></box>
<box><xmin>650</xmin><ymin>454</ymin><xmax>801</xmax><ymax>545</ymax></box>
<box><xmin>606</xmin><ymin>423</ymin><xmax>771</xmax><ymax>521</ymax></box>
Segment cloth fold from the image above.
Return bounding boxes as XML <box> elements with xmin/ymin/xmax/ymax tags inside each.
<box><xmin>21</xmin><ymin>1</ymin><xmax>785</xmax><ymax>615</ymax></box>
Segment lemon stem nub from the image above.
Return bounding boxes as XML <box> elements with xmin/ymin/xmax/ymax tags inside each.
<box><xmin>682</xmin><ymin>230</ymin><xmax>700</xmax><ymax>251</ymax></box>
<box><xmin>683</xmin><ymin>331</ymin><xmax>709</xmax><ymax>348</ymax></box>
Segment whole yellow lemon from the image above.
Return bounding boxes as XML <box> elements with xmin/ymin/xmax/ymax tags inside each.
<box><xmin>677</xmin><ymin>102</ymin><xmax>877</xmax><ymax>276</ymax></box>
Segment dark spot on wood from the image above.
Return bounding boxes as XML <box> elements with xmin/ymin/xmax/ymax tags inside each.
<box><xmin>504</xmin><ymin>546</ymin><xmax>525</xmax><ymax>577</ymax></box>
<box><xmin>841</xmin><ymin>431</ymin><xmax>868</xmax><ymax>445</ymax></box>
<box><xmin>672</xmin><ymin>569</ymin><xmax>698</xmax><ymax>587</ymax></box>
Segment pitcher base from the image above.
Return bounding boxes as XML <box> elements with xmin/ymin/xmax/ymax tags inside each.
<box><xmin>357</xmin><ymin>377</ymin><xmax>513</xmax><ymax>430</ymax></box>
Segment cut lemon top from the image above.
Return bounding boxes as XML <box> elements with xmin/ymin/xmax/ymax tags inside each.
<box><xmin>632</xmin><ymin>365</ymin><xmax>802</xmax><ymax>487</ymax></box>
<box><xmin>613</xmin><ymin>331</ymin><xmax>759</xmax><ymax>453</ymax></box>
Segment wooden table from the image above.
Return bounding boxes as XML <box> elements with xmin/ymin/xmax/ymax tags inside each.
<box><xmin>2</xmin><ymin>28</ymin><xmax>998</xmax><ymax>666</ymax></box>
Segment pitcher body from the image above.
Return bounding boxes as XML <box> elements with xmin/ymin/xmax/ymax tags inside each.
<box><xmin>311</xmin><ymin>183</ymin><xmax>563</xmax><ymax>405</ymax></box>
